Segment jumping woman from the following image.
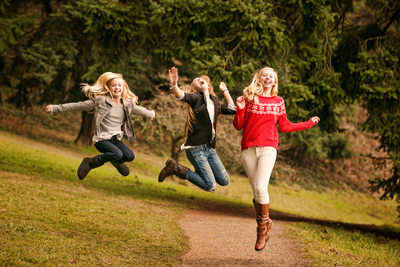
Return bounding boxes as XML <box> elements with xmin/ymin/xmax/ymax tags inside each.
<box><xmin>46</xmin><ymin>72</ymin><xmax>155</xmax><ymax>180</ymax></box>
<box><xmin>158</xmin><ymin>67</ymin><xmax>236</xmax><ymax>192</ymax></box>
<box><xmin>233</xmin><ymin>67</ymin><xmax>320</xmax><ymax>251</ymax></box>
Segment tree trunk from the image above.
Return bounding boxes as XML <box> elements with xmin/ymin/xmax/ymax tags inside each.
<box><xmin>63</xmin><ymin>71</ymin><xmax>72</xmax><ymax>99</ymax></box>
<box><xmin>75</xmin><ymin>111</ymin><xmax>94</xmax><ymax>146</ymax></box>
<box><xmin>171</xmin><ymin>136</ymin><xmax>183</xmax><ymax>162</ymax></box>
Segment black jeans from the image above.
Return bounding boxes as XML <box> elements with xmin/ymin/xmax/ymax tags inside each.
<box><xmin>94</xmin><ymin>135</ymin><xmax>135</xmax><ymax>164</ymax></box>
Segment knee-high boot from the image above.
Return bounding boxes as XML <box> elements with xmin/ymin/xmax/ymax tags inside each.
<box><xmin>158</xmin><ymin>158</ymin><xmax>189</xmax><ymax>182</ymax></box>
<box><xmin>253</xmin><ymin>199</ymin><xmax>272</xmax><ymax>251</ymax></box>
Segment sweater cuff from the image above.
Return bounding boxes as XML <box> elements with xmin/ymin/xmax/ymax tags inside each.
<box><xmin>177</xmin><ymin>90</ymin><xmax>184</xmax><ymax>100</ymax></box>
<box><xmin>49</xmin><ymin>105</ymin><xmax>56</xmax><ymax>115</ymax></box>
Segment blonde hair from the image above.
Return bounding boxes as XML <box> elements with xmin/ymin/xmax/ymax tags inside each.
<box><xmin>243</xmin><ymin>67</ymin><xmax>278</xmax><ymax>102</ymax></box>
<box><xmin>81</xmin><ymin>72</ymin><xmax>138</xmax><ymax>103</ymax></box>
<box><xmin>184</xmin><ymin>75</ymin><xmax>216</xmax><ymax>133</ymax></box>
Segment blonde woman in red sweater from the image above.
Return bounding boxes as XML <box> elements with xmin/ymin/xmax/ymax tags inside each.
<box><xmin>233</xmin><ymin>67</ymin><xmax>320</xmax><ymax>251</ymax></box>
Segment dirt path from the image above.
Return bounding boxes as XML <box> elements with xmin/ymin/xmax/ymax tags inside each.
<box><xmin>179</xmin><ymin>209</ymin><xmax>308</xmax><ymax>267</ymax></box>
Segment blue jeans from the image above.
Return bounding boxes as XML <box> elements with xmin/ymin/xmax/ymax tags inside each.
<box><xmin>185</xmin><ymin>144</ymin><xmax>229</xmax><ymax>192</ymax></box>
<box><xmin>94</xmin><ymin>135</ymin><xmax>135</xmax><ymax>164</ymax></box>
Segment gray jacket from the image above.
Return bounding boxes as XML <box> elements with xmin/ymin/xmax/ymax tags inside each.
<box><xmin>49</xmin><ymin>96</ymin><xmax>155</xmax><ymax>141</ymax></box>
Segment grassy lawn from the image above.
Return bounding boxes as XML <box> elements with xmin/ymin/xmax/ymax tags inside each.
<box><xmin>0</xmin><ymin>131</ymin><xmax>244</xmax><ymax>266</ymax></box>
<box><xmin>270</xmin><ymin>183</ymin><xmax>400</xmax><ymax>227</ymax></box>
<box><xmin>286</xmin><ymin>223</ymin><xmax>400</xmax><ymax>266</ymax></box>
<box><xmin>0</xmin><ymin>132</ymin><xmax>189</xmax><ymax>266</ymax></box>
<box><xmin>0</xmin><ymin>130</ymin><xmax>399</xmax><ymax>265</ymax></box>
<box><xmin>1</xmin><ymin>170</ymin><xmax>187</xmax><ymax>266</ymax></box>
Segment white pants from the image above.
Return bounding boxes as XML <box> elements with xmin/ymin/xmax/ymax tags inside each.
<box><xmin>241</xmin><ymin>146</ymin><xmax>277</xmax><ymax>204</ymax></box>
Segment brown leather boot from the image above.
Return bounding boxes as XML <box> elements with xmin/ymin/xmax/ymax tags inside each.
<box><xmin>77</xmin><ymin>155</ymin><xmax>104</xmax><ymax>180</ymax></box>
<box><xmin>253</xmin><ymin>199</ymin><xmax>272</xmax><ymax>251</ymax></box>
<box><xmin>158</xmin><ymin>158</ymin><xmax>189</xmax><ymax>182</ymax></box>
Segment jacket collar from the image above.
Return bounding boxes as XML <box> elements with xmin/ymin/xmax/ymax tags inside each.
<box><xmin>199</xmin><ymin>91</ymin><xmax>217</xmax><ymax>100</ymax></box>
<box><xmin>105</xmin><ymin>96</ymin><xmax>123</xmax><ymax>106</ymax></box>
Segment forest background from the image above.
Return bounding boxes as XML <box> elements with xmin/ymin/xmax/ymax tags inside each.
<box><xmin>0</xmin><ymin>0</ymin><xmax>399</xmax><ymax>215</ymax></box>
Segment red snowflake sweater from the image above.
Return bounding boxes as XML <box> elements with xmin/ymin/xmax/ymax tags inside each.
<box><xmin>233</xmin><ymin>96</ymin><xmax>315</xmax><ymax>151</ymax></box>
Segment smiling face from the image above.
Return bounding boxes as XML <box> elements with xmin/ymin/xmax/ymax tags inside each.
<box><xmin>259</xmin><ymin>69</ymin><xmax>277</xmax><ymax>91</ymax></box>
<box><xmin>107</xmin><ymin>77</ymin><xmax>124</xmax><ymax>98</ymax></box>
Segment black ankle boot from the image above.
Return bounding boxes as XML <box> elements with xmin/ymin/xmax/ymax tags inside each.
<box><xmin>111</xmin><ymin>161</ymin><xmax>130</xmax><ymax>176</ymax></box>
<box><xmin>77</xmin><ymin>156</ymin><xmax>103</xmax><ymax>180</ymax></box>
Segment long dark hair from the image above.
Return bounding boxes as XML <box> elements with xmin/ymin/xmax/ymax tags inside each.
<box><xmin>183</xmin><ymin>75</ymin><xmax>216</xmax><ymax>133</ymax></box>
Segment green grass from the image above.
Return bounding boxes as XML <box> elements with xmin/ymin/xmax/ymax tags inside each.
<box><xmin>270</xmin><ymin>183</ymin><xmax>400</xmax><ymax>227</ymax></box>
<box><xmin>215</xmin><ymin>169</ymin><xmax>399</xmax><ymax>229</ymax></box>
<box><xmin>286</xmin><ymin>223</ymin><xmax>400</xmax><ymax>266</ymax></box>
<box><xmin>0</xmin><ymin>130</ymin><xmax>399</xmax><ymax>266</ymax></box>
<box><xmin>0</xmin><ymin>131</ymin><xmax>247</xmax><ymax>266</ymax></box>
<box><xmin>0</xmin><ymin>134</ymin><xmax>189</xmax><ymax>266</ymax></box>
<box><xmin>1</xmin><ymin>171</ymin><xmax>187</xmax><ymax>266</ymax></box>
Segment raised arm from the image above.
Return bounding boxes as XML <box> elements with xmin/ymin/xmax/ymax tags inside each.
<box><xmin>219</xmin><ymin>82</ymin><xmax>235</xmax><ymax>107</ymax></box>
<box><xmin>168</xmin><ymin>67</ymin><xmax>184</xmax><ymax>98</ymax></box>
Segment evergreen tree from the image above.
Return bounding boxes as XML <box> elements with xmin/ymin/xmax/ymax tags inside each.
<box><xmin>4</xmin><ymin>0</ymin><xmax>155</xmax><ymax>144</ymax></box>
<box><xmin>0</xmin><ymin>0</ymin><xmax>34</xmax><ymax>102</ymax></box>
<box><xmin>333</xmin><ymin>0</ymin><xmax>400</xmax><ymax>214</ymax></box>
<box><xmin>4</xmin><ymin>0</ymin><xmax>398</xmax><ymax>215</ymax></box>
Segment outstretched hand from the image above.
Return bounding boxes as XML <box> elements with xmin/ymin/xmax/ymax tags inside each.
<box><xmin>311</xmin><ymin>116</ymin><xmax>320</xmax><ymax>124</ymax></box>
<box><xmin>168</xmin><ymin>67</ymin><xmax>179</xmax><ymax>86</ymax></box>
<box><xmin>236</xmin><ymin>96</ymin><xmax>245</xmax><ymax>109</ymax></box>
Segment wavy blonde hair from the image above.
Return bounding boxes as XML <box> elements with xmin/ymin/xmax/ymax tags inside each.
<box><xmin>243</xmin><ymin>67</ymin><xmax>278</xmax><ymax>102</ymax></box>
<box><xmin>183</xmin><ymin>75</ymin><xmax>216</xmax><ymax>133</ymax></box>
<box><xmin>81</xmin><ymin>72</ymin><xmax>138</xmax><ymax>103</ymax></box>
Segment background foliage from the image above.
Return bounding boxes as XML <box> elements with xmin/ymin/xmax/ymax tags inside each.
<box><xmin>0</xmin><ymin>0</ymin><xmax>399</xmax><ymax>214</ymax></box>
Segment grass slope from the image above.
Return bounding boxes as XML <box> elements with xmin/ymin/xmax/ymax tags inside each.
<box><xmin>287</xmin><ymin>223</ymin><xmax>400</xmax><ymax>266</ymax></box>
<box><xmin>0</xmin><ymin>130</ymin><xmax>399</xmax><ymax>266</ymax></box>
<box><xmin>0</xmin><ymin>132</ymin><xmax>189</xmax><ymax>266</ymax></box>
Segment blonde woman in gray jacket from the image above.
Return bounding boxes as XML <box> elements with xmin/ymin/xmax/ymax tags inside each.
<box><xmin>46</xmin><ymin>72</ymin><xmax>155</xmax><ymax>180</ymax></box>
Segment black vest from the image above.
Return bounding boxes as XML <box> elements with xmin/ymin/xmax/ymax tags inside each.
<box><xmin>182</xmin><ymin>92</ymin><xmax>236</xmax><ymax>148</ymax></box>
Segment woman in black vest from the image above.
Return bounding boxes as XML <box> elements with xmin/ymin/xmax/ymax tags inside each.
<box><xmin>158</xmin><ymin>67</ymin><xmax>236</xmax><ymax>191</ymax></box>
